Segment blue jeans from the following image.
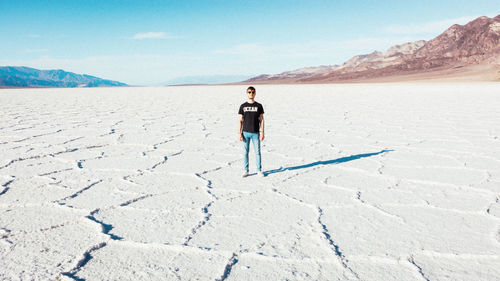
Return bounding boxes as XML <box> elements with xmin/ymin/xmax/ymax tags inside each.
<box><xmin>242</xmin><ymin>131</ymin><xmax>261</xmax><ymax>172</ymax></box>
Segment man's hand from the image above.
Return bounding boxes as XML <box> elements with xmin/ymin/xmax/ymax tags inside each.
<box><xmin>260</xmin><ymin>133</ymin><xmax>265</xmax><ymax>141</ymax></box>
<box><xmin>239</xmin><ymin>134</ymin><xmax>243</xmax><ymax>141</ymax></box>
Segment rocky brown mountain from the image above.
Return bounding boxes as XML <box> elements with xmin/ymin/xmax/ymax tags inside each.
<box><xmin>245</xmin><ymin>65</ymin><xmax>339</xmax><ymax>82</ymax></box>
<box><xmin>245</xmin><ymin>15</ymin><xmax>500</xmax><ymax>83</ymax></box>
<box><xmin>339</xmin><ymin>40</ymin><xmax>426</xmax><ymax>70</ymax></box>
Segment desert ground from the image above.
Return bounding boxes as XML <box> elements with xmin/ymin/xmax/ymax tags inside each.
<box><xmin>1</xmin><ymin>84</ymin><xmax>499</xmax><ymax>280</ymax></box>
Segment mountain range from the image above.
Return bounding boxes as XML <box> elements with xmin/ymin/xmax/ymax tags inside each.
<box><xmin>164</xmin><ymin>74</ymin><xmax>254</xmax><ymax>86</ymax></box>
<box><xmin>245</xmin><ymin>15</ymin><xmax>500</xmax><ymax>83</ymax></box>
<box><xmin>0</xmin><ymin>66</ymin><xmax>127</xmax><ymax>88</ymax></box>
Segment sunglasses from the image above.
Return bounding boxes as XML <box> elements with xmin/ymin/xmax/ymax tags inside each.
<box><xmin>247</xmin><ymin>91</ymin><xmax>255</xmax><ymax>94</ymax></box>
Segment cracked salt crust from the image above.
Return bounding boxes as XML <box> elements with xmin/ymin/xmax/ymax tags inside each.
<box><xmin>0</xmin><ymin>84</ymin><xmax>499</xmax><ymax>280</ymax></box>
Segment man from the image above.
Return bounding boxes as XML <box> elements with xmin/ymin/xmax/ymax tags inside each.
<box><xmin>238</xmin><ymin>86</ymin><xmax>265</xmax><ymax>177</ymax></box>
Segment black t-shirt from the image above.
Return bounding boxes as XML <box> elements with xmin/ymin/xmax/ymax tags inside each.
<box><xmin>238</xmin><ymin>101</ymin><xmax>264</xmax><ymax>133</ymax></box>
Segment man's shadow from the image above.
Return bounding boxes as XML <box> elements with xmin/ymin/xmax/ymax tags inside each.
<box><xmin>262</xmin><ymin>149</ymin><xmax>393</xmax><ymax>176</ymax></box>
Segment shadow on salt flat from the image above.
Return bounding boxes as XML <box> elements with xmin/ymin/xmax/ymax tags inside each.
<box><xmin>262</xmin><ymin>149</ymin><xmax>393</xmax><ymax>177</ymax></box>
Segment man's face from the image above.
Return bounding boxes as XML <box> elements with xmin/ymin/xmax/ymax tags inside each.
<box><xmin>247</xmin><ymin>89</ymin><xmax>256</xmax><ymax>98</ymax></box>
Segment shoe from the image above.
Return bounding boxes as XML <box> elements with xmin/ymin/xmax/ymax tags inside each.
<box><xmin>258</xmin><ymin>171</ymin><xmax>265</xmax><ymax>177</ymax></box>
<box><xmin>242</xmin><ymin>171</ymin><xmax>249</xmax><ymax>178</ymax></box>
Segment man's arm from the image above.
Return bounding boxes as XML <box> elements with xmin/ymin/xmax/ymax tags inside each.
<box><xmin>259</xmin><ymin>114</ymin><xmax>265</xmax><ymax>141</ymax></box>
<box><xmin>238</xmin><ymin>114</ymin><xmax>244</xmax><ymax>141</ymax></box>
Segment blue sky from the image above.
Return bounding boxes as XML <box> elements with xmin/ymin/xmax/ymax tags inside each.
<box><xmin>1</xmin><ymin>0</ymin><xmax>499</xmax><ymax>85</ymax></box>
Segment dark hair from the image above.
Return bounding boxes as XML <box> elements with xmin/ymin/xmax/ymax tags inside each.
<box><xmin>247</xmin><ymin>86</ymin><xmax>256</xmax><ymax>92</ymax></box>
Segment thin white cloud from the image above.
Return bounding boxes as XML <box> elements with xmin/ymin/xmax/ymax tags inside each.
<box><xmin>214</xmin><ymin>15</ymin><xmax>498</xmax><ymax>60</ymax></box>
<box><xmin>25</xmin><ymin>48</ymin><xmax>48</xmax><ymax>53</ymax></box>
<box><xmin>132</xmin><ymin>32</ymin><xmax>173</xmax><ymax>39</ymax></box>
<box><xmin>384</xmin><ymin>14</ymin><xmax>495</xmax><ymax>35</ymax></box>
<box><xmin>213</xmin><ymin>43</ymin><xmax>268</xmax><ymax>55</ymax></box>
<box><xmin>213</xmin><ymin>36</ymin><xmax>423</xmax><ymax>59</ymax></box>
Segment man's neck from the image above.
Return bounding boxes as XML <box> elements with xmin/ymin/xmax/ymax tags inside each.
<box><xmin>247</xmin><ymin>99</ymin><xmax>255</xmax><ymax>103</ymax></box>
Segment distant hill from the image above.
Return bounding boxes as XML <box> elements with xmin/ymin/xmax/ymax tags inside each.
<box><xmin>164</xmin><ymin>74</ymin><xmax>254</xmax><ymax>85</ymax></box>
<box><xmin>0</xmin><ymin>66</ymin><xmax>127</xmax><ymax>88</ymax></box>
<box><xmin>245</xmin><ymin>15</ymin><xmax>500</xmax><ymax>83</ymax></box>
